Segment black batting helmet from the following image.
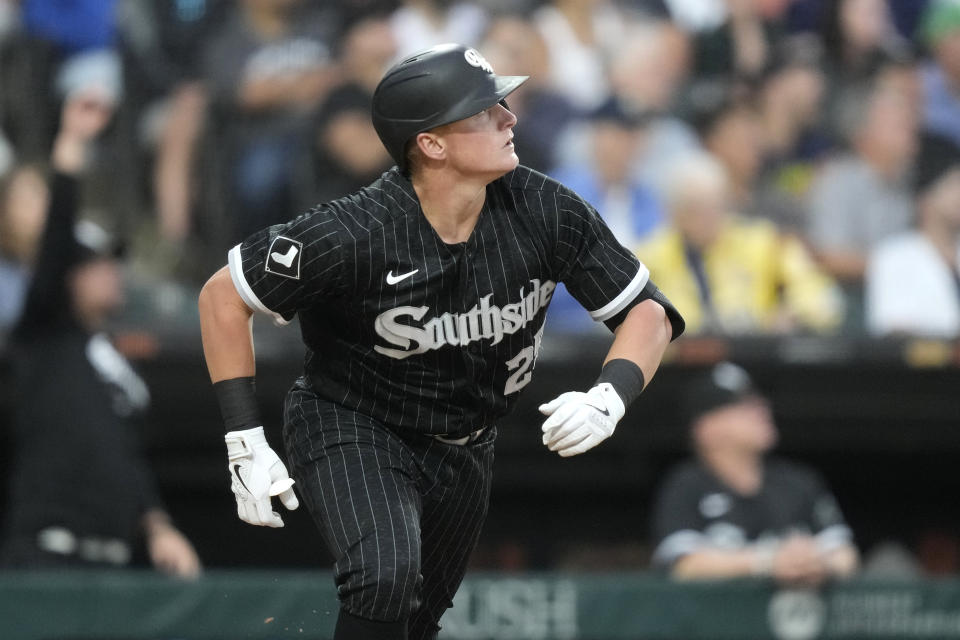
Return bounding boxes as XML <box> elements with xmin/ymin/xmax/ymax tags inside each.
<box><xmin>372</xmin><ymin>43</ymin><xmax>528</xmax><ymax>171</ymax></box>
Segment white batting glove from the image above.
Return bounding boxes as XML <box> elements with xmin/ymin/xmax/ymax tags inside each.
<box><xmin>224</xmin><ymin>427</ymin><xmax>299</xmax><ymax>527</ymax></box>
<box><xmin>539</xmin><ymin>383</ymin><xmax>626</xmax><ymax>457</ymax></box>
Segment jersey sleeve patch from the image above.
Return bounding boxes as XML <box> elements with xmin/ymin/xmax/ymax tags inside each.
<box><xmin>588</xmin><ymin>265</ymin><xmax>650</xmax><ymax>322</ymax></box>
<box><xmin>264</xmin><ymin>235</ymin><xmax>303</xmax><ymax>280</ymax></box>
<box><xmin>228</xmin><ymin>244</ymin><xmax>290</xmax><ymax>326</ymax></box>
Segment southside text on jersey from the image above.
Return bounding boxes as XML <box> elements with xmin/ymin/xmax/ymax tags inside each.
<box><xmin>374</xmin><ymin>279</ymin><xmax>556</xmax><ymax>359</ymax></box>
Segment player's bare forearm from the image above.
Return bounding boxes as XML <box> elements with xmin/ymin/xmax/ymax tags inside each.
<box><xmin>199</xmin><ymin>266</ymin><xmax>256</xmax><ymax>383</ymax></box>
<box><xmin>603</xmin><ymin>299</ymin><xmax>673</xmax><ymax>390</ymax></box>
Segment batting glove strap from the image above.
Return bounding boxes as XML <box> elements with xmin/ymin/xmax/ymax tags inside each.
<box><xmin>538</xmin><ymin>383</ymin><xmax>626</xmax><ymax>457</ymax></box>
<box><xmin>224</xmin><ymin>426</ymin><xmax>266</xmax><ymax>460</ymax></box>
<box><xmin>223</xmin><ymin>427</ymin><xmax>299</xmax><ymax>527</ymax></box>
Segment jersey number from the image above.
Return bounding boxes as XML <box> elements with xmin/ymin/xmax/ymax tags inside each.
<box><xmin>504</xmin><ymin>347</ymin><xmax>535</xmax><ymax>395</ymax></box>
<box><xmin>504</xmin><ymin>327</ymin><xmax>545</xmax><ymax>395</ymax></box>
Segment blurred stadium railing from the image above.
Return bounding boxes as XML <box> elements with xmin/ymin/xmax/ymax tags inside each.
<box><xmin>6</xmin><ymin>570</ymin><xmax>960</xmax><ymax>639</ymax></box>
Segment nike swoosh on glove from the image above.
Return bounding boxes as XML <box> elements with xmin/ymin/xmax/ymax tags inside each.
<box><xmin>224</xmin><ymin>426</ymin><xmax>299</xmax><ymax>527</ymax></box>
<box><xmin>539</xmin><ymin>383</ymin><xmax>626</xmax><ymax>457</ymax></box>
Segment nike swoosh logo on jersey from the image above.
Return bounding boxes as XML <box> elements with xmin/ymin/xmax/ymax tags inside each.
<box><xmin>386</xmin><ymin>269</ymin><xmax>419</xmax><ymax>285</ymax></box>
<box><xmin>270</xmin><ymin>245</ymin><xmax>299</xmax><ymax>268</ymax></box>
<box><xmin>232</xmin><ymin>464</ymin><xmax>251</xmax><ymax>494</ymax></box>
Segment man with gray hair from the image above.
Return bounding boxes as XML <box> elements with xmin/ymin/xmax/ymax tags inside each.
<box><xmin>806</xmin><ymin>82</ymin><xmax>917</xmax><ymax>286</ymax></box>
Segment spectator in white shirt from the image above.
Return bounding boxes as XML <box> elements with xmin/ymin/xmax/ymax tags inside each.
<box><xmin>533</xmin><ymin>0</ymin><xmax>629</xmax><ymax>112</ymax></box>
<box><xmin>866</xmin><ymin>133</ymin><xmax>960</xmax><ymax>337</ymax></box>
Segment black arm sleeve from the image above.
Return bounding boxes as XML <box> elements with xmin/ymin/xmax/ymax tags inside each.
<box><xmin>13</xmin><ymin>172</ymin><xmax>81</xmax><ymax>338</ymax></box>
<box><xmin>603</xmin><ymin>280</ymin><xmax>685</xmax><ymax>339</ymax></box>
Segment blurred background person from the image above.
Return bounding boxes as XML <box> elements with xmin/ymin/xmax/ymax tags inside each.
<box><xmin>202</xmin><ymin>0</ymin><xmax>338</xmax><ymax>244</ymax></box>
<box><xmin>610</xmin><ymin>18</ymin><xmax>699</xmax><ymax>195</ymax></box>
<box><xmin>332</xmin><ymin>0</ymin><xmax>400</xmax><ymax>26</ymax></box>
<box><xmin>651</xmin><ymin>361</ymin><xmax>859</xmax><ymax>585</ymax></box>
<box><xmin>389</xmin><ymin>0</ymin><xmax>488</xmax><ymax>58</ymax></box>
<box><xmin>295</xmin><ymin>15</ymin><xmax>396</xmax><ymax>207</ymax></box>
<box><xmin>480</xmin><ymin>14</ymin><xmax>577</xmax><ymax>173</ymax></box>
<box><xmin>1</xmin><ymin>1</ymin><xmax>127</xmax><ymax>328</ymax></box>
<box><xmin>0</xmin><ymin>164</ymin><xmax>48</xmax><ymax>332</ymax></box>
<box><xmin>533</xmin><ymin>0</ymin><xmax>631</xmax><ymax>112</ymax></box>
<box><xmin>334</xmin><ymin>12</ymin><xmax>397</xmax><ymax>96</ymax></box>
<box><xmin>805</xmin><ymin>81</ymin><xmax>918</xmax><ymax>325</ymax></box>
<box><xmin>298</xmin><ymin>85</ymin><xmax>393</xmax><ymax>206</ymax></box>
<box><xmin>919</xmin><ymin>0</ymin><xmax>960</xmax><ymax>149</ymax></box>
<box><xmin>547</xmin><ymin>96</ymin><xmax>664</xmax><ymax>334</ymax></box>
<box><xmin>0</xmin><ymin>0</ymin><xmax>122</xmax><ymax>161</ymax></box>
<box><xmin>690</xmin><ymin>84</ymin><xmax>765</xmax><ymax>219</ymax></box>
<box><xmin>1</xmin><ymin>0</ymin><xmax>134</xmax><ymax>245</ymax></box>
<box><xmin>637</xmin><ymin>152</ymin><xmax>842</xmax><ymax>335</ymax></box>
<box><xmin>687</xmin><ymin>54</ymin><xmax>830</xmax><ymax>234</ymax></box>
<box><xmin>751</xmin><ymin>35</ymin><xmax>832</xmax><ymax>233</ymax></box>
<box><xmin>113</xmin><ymin>0</ymin><xmax>233</xmax><ymax>283</ymax></box>
<box><xmin>676</xmin><ymin>0</ymin><xmax>789</xmax><ymax>84</ymax></box>
<box><xmin>121</xmin><ymin>0</ymin><xmax>232</xmax><ymax>240</ymax></box>
<box><xmin>551</xmin><ymin>97</ymin><xmax>664</xmax><ymax>248</ymax></box>
<box><xmin>866</xmin><ymin>133</ymin><xmax>960</xmax><ymax>338</ymax></box>
<box><xmin>818</xmin><ymin>0</ymin><xmax>911</xmax><ymax>139</ymax></box>
<box><xmin>0</xmin><ymin>90</ymin><xmax>199</xmax><ymax>577</ymax></box>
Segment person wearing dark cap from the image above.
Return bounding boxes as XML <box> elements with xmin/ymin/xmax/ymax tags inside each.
<box><xmin>866</xmin><ymin>133</ymin><xmax>960</xmax><ymax>337</ymax></box>
<box><xmin>0</xmin><ymin>92</ymin><xmax>199</xmax><ymax>577</ymax></box>
<box><xmin>547</xmin><ymin>96</ymin><xmax>663</xmax><ymax>333</ymax></box>
<box><xmin>650</xmin><ymin>362</ymin><xmax>858</xmax><ymax>584</ymax></box>
<box><xmin>298</xmin><ymin>82</ymin><xmax>394</xmax><ymax>207</ymax></box>
<box><xmin>552</xmin><ymin>96</ymin><xmax>663</xmax><ymax>247</ymax></box>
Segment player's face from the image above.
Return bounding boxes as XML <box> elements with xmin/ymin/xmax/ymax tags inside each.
<box><xmin>698</xmin><ymin>396</ymin><xmax>778</xmax><ymax>455</ymax></box>
<box><xmin>435</xmin><ymin>103</ymin><xmax>519</xmax><ymax>178</ymax></box>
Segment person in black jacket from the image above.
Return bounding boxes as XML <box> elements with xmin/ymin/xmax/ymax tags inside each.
<box><xmin>0</xmin><ymin>90</ymin><xmax>200</xmax><ymax>577</ymax></box>
<box><xmin>651</xmin><ymin>361</ymin><xmax>858</xmax><ymax>586</ymax></box>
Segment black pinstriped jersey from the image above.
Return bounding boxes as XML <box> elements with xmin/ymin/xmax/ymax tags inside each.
<box><xmin>229</xmin><ymin>165</ymin><xmax>670</xmax><ymax>436</ymax></box>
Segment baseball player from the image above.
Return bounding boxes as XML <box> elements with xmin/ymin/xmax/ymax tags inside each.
<box><xmin>198</xmin><ymin>43</ymin><xmax>684</xmax><ymax>640</ymax></box>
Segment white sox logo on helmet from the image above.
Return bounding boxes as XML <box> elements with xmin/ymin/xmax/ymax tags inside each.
<box><xmin>463</xmin><ymin>48</ymin><xmax>494</xmax><ymax>74</ymax></box>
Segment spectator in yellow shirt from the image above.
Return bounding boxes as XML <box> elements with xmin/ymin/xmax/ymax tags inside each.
<box><xmin>636</xmin><ymin>153</ymin><xmax>843</xmax><ymax>334</ymax></box>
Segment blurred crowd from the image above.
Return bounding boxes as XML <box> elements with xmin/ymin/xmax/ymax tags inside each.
<box><xmin>1</xmin><ymin>0</ymin><xmax>959</xmax><ymax>340</ymax></box>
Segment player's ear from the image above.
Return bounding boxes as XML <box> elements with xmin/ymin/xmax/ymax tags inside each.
<box><xmin>415</xmin><ymin>131</ymin><xmax>446</xmax><ymax>162</ymax></box>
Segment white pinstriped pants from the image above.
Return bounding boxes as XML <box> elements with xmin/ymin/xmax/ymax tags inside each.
<box><xmin>283</xmin><ymin>387</ymin><xmax>495</xmax><ymax>640</ymax></box>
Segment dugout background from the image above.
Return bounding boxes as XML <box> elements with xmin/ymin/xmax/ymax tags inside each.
<box><xmin>3</xmin><ymin>326</ymin><xmax>957</xmax><ymax>574</ymax></box>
